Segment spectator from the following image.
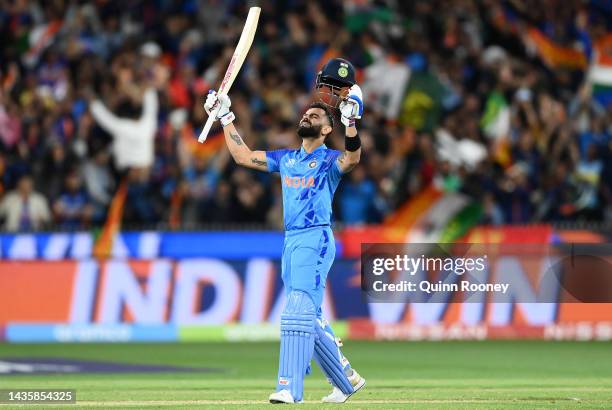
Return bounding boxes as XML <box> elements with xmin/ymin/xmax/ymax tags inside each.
<box><xmin>231</xmin><ymin>167</ymin><xmax>269</xmax><ymax>224</ymax></box>
<box><xmin>38</xmin><ymin>140</ymin><xmax>76</xmax><ymax>199</ymax></box>
<box><xmin>89</xmin><ymin>86</ymin><xmax>159</xmax><ymax>171</ymax></box>
<box><xmin>4</xmin><ymin>141</ymin><xmax>32</xmax><ymax>191</ymax></box>
<box><xmin>0</xmin><ymin>174</ymin><xmax>51</xmax><ymax>231</ymax></box>
<box><xmin>182</xmin><ymin>152</ymin><xmax>227</xmax><ymax>224</ymax></box>
<box><xmin>480</xmin><ymin>192</ymin><xmax>505</xmax><ymax>225</ymax></box>
<box><xmin>202</xmin><ymin>180</ymin><xmax>236</xmax><ymax>224</ymax></box>
<box><xmin>122</xmin><ymin>168</ymin><xmax>160</xmax><ymax>225</ymax></box>
<box><xmin>53</xmin><ymin>171</ymin><xmax>93</xmax><ymax>229</ymax></box>
<box><xmin>82</xmin><ymin>145</ymin><xmax>114</xmax><ymax>223</ymax></box>
<box><xmin>497</xmin><ymin>165</ymin><xmax>533</xmax><ymax>223</ymax></box>
<box><xmin>578</xmin><ymin>116</ymin><xmax>610</xmax><ymax>159</ymax></box>
<box><xmin>575</xmin><ymin>144</ymin><xmax>604</xmax><ymax>219</ymax></box>
<box><xmin>338</xmin><ymin>164</ymin><xmax>377</xmax><ymax>225</ymax></box>
<box><xmin>0</xmin><ymin>101</ymin><xmax>21</xmax><ymax>149</ymax></box>
<box><xmin>0</xmin><ymin>0</ymin><xmax>611</xmax><ymax>231</ymax></box>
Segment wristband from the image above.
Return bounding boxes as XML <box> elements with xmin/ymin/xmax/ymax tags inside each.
<box><xmin>345</xmin><ymin>134</ymin><xmax>361</xmax><ymax>152</ymax></box>
<box><xmin>220</xmin><ymin>111</ymin><xmax>235</xmax><ymax>127</ymax></box>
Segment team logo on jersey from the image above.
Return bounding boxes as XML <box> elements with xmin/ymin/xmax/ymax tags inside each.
<box><xmin>309</xmin><ymin>160</ymin><xmax>317</xmax><ymax>168</ymax></box>
<box><xmin>285</xmin><ymin>158</ymin><xmax>296</xmax><ymax>168</ymax></box>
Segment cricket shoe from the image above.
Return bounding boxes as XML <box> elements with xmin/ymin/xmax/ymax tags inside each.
<box><xmin>269</xmin><ymin>389</ymin><xmax>300</xmax><ymax>404</ymax></box>
<box><xmin>321</xmin><ymin>369</ymin><xmax>366</xmax><ymax>403</ymax></box>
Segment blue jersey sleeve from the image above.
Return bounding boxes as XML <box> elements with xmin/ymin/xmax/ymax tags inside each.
<box><xmin>266</xmin><ymin>149</ymin><xmax>290</xmax><ymax>173</ymax></box>
<box><xmin>326</xmin><ymin>151</ymin><xmax>343</xmax><ymax>187</ymax></box>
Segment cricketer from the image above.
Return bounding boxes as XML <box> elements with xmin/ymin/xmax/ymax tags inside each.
<box><xmin>204</xmin><ymin>58</ymin><xmax>366</xmax><ymax>404</ymax></box>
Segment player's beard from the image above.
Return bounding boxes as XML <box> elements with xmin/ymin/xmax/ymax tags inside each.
<box><xmin>297</xmin><ymin>121</ymin><xmax>321</xmax><ymax>139</ymax></box>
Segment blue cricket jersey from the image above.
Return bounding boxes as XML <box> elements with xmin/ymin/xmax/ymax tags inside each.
<box><xmin>266</xmin><ymin>144</ymin><xmax>343</xmax><ymax>231</ymax></box>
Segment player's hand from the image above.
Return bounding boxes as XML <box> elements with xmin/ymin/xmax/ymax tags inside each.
<box><xmin>204</xmin><ymin>90</ymin><xmax>231</xmax><ymax>120</ymax></box>
<box><xmin>339</xmin><ymin>84</ymin><xmax>363</xmax><ymax>127</ymax></box>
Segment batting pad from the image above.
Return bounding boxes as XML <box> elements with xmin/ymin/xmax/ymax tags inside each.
<box><xmin>277</xmin><ymin>290</ymin><xmax>316</xmax><ymax>402</ymax></box>
<box><xmin>314</xmin><ymin>319</ymin><xmax>354</xmax><ymax>395</ymax></box>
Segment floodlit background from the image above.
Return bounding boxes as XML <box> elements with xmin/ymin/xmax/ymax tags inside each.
<box><xmin>0</xmin><ymin>1</ymin><xmax>612</xmax><ymax>407</ymax></box>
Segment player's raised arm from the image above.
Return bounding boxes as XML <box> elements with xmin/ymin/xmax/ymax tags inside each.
<box><xmin>336</xmin><ymin>84</ymin><xmax>364</xmax><ymax>173</ymax></box>
<box><xmin>203</xmin><ymin>91</ymin><xmax>268</xmax><ymax>171</ymax></box>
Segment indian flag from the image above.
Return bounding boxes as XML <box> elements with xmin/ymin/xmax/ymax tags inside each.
<box><xmin>526</xmin><ymin>28</ymin><xmax>587</xmax><ymax>70</ymax></box>
<box><xmin>180</xmin><ymin>122</ymin><xmax>225</xmax><ymax>159</ymax></box>
<box><xmin>381</xmin><ymin>186</ymin><xmax>482</xmax><ymax>244</ymax></box>
<box><xmin>480</xmin><ymin>91</ymin><xmax>510</xmax><ymax>140</ymax></box>
<box><xmin>589</xmin><ymin>34</ymin><xmax>612</xmax><ymax>107</ymax></box>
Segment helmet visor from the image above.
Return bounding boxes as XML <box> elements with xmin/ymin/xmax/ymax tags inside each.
<box><xmin>315</xmin><ymin>79</ymin><xmax>350</xmax><ymax>109</ymax></box>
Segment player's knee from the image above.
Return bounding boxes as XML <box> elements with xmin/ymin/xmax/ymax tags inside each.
<box><xmin>281</xmin><ymin>290</ymin><xmax>316</xmax><ymax>333</ymax></box>
<box><xmin>283</xmin><ymin>290</ymin><xmax>316</xmax><ymax>315</ymax></box>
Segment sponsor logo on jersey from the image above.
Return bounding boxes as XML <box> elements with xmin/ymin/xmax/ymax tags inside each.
<box><xmin>285</xmin><ymin>158</ymin><xmax>296</xmax><ymax>168</ymax></box>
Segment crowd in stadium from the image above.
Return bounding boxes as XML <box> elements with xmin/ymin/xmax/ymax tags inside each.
<box><xmin>0</xmin><ymin>0</ymin><xmax>611</xmax><ymax>231</ymax></box>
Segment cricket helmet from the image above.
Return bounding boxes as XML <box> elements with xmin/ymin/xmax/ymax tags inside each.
<box><xmin>315</xmin><ymin>58</ymin><xmax>356</xmax><ymax>108</ymax></box>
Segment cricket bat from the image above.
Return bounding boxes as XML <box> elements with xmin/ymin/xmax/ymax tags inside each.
<box><xmin>198</xmin><ymin>6</ymin><xmax>261</xmax><ymax>143</ymax></box>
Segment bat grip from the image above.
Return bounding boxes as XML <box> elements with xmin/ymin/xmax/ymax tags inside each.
<box><xmin>198</xmin><ymin>105</ymin><xmax>221</xmax><ymax>143</ymax></box>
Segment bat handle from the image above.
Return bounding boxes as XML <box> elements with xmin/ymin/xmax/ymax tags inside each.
<box><xmin>197</xmin><ymin>105</ymin><xmax>220</xmax><ymax>143</ymax></box>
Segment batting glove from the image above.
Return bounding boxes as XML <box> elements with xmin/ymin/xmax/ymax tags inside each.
<box><xmin>339</xmin><ymin>84</ymin><xmax>364</xmax><ymax>127</ymax></box>
<box><xmin>204</xmin><ymin>90</ymin><xmax>234</xmax><ymax>126</ymax></box>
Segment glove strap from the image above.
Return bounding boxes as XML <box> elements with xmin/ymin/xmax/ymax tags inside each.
<box><xmin>340</xmin><ymin>116</ymin><xmax>356</xmax><ymax>127</ymax></box>
<box><xmin>220</xmin><ymin>111</ymin><xmax>235</xmax><ymax>127</ymax></box>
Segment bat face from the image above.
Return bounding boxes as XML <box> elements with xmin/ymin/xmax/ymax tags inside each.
<box><xmin>219</xmin><ymin>55</ymin><xmax>237</xmax><ymax>93</ymax></box>
<box><xmin>216</xmin><ymin>7</ymin><xmax>260</xmax><ymax>95</ymax></box>
<box><xmin>198</xmin><ymin>7</ymin><xmax>261</xmax><ymax>143</ymax></box>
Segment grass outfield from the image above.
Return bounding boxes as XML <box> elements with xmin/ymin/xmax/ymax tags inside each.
<box><xmin>1</xmin><ymin>341</ymin><xmax>611</xmax><ymax>409</ymax></box>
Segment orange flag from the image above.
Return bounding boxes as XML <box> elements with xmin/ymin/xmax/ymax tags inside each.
<box><xmin>93</xmin><ymin>180</ymin><xmax>128</xmax><ymax>259</ymax></box>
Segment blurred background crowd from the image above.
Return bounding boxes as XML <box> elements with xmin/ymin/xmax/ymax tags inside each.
<box><xmin>1</xmin><ymin>0</ymin><xmax>611</xmax><ymax>231</ymax></box>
